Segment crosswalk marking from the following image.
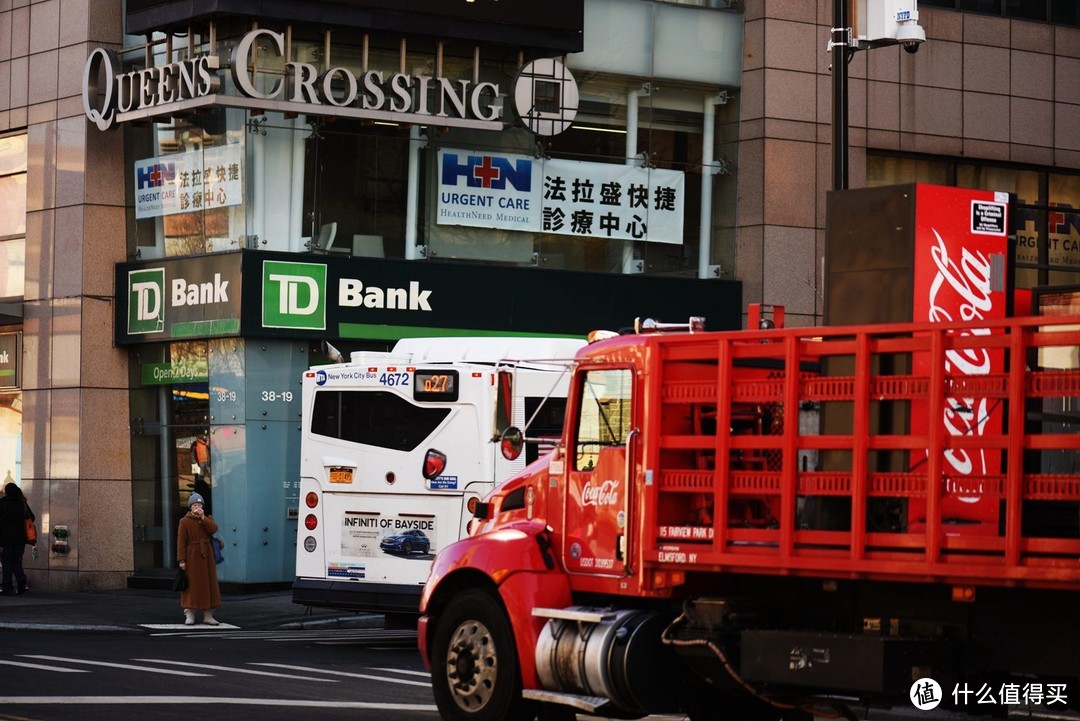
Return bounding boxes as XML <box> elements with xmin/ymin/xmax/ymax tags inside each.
<box><xmin>250</xmin><ymin>663</ymin><xmax>431</xmax><ymax>687</ymax></box>
<box><xmin>0</xmin><ymin>696</ymin><xmax>438</xmax><ymax>711</ymax></box>
<box><xmin>132</xmin><ymin>659</ymin><xmax>338</xmax><ymax>682</ymax></box>
<box><xmin>0</xmin><ymin>659</ymin><xmax>89</xmax><ymax>673</ymax></box>
<box><xmin>19</xmin><ymin>655</ymin><xmax>210</xmax><ymax>677</ymax></box>
<box><xmin>370</xmin><ymin>667</ymin><xmax>430</xmax><ymax>678</ymax></box>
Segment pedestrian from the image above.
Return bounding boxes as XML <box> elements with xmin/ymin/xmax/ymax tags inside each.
<box><xmin>176</xmin><ymin>492</ymin><xmax>222</xmax><ymax>625</ymax></box>
<box><xmin>0</xmin><ymin>482</ymin><xmax>34</xmax><ymax>595</ymax></box>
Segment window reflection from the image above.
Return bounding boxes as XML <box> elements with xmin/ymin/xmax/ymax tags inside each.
<box><xmin>868</xmin><ymin>153</ymin><xmax>1080</xmax><ymax>291</ymax></box>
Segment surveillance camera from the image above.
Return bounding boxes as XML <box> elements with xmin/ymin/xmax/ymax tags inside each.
<box><xmin>896</xmin><ymin>21</ymin><xmax>926</xmax><ymax>53</ymax></box>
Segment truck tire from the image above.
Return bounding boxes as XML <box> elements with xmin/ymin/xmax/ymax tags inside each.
<box><xmin>432</xmin><ymin>588</ymin><xmax>534</xmax><ymax>721</ymax></box>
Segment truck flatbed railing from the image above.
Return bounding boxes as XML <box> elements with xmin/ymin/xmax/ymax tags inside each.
<box><xmin>643</xmin><ymin>314</ymin><xmax>1080</xmax><ymax>590</ymax></box>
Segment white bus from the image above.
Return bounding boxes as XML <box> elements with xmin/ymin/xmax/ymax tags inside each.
<box><xmin>292</xmin><ymin>336</ymin><xmax>584</xmax><ymax>623</ymax></box>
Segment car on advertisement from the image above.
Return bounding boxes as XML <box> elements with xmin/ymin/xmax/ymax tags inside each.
<box><xmin>380</xmin><ymin>528</ymin><xmax>431</xmax><ymax>555</ymax></box>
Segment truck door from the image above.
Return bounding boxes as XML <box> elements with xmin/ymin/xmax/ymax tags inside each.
<box><xmin>563</xmin><ymin>367</ymin><xmax>636</xmax><ymax>577</ymax></box>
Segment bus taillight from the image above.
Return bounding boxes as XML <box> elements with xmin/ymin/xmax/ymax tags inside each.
<box><xmin>305</xmin><ymin>492</ymin><xmax>318</xmax><ymax>508</ymax></box>
<box><xmin>422</xmin><ymin>448</ymin><xmax>447</xmax><ymax>480</ymax></box>
<box><xmin>305</xmin><ymin>514</ymin><xmax>318</xmax><ymax>530</ymax></box>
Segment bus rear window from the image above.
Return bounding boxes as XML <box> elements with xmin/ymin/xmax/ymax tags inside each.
<box><xmin>311</xmin><ymin>390</ymin><xmax>451</xmax><ymax>451</ymax></box>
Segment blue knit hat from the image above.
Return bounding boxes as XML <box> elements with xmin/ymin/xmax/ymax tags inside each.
<box><xmin>188</xmin><ymin>493</ymin><xmax>205</xmax><ymax>507</ymax></box>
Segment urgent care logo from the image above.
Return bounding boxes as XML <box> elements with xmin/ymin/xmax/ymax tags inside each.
<box><xmin>128</xmin><ymin>268</ymin><xmax>166</xmax><ymax>335</ymax></box>
<box><xmin>136</xmin><ymin>162</ymin><xmax>176</xmax><ymax>190</ymax></box>
<box><xmin>263</xmin><ymin>261</ymin><xmax>327</xmax><ymax>331</ymax></box>
<box><xmin>441</xmin><ymin>153</ymin><xmax>533</xmax><ymax>192</ymax></box>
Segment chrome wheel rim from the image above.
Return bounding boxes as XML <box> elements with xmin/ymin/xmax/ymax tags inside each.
<box><xmin>445</xmin><ymin>618</ymin><xmax>498</xmax><ymax>711</ymax></box>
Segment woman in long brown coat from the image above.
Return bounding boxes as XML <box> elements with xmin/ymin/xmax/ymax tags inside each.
<box><xmin>177</xmin><ymin>492</ymin><xmax>222</xmax><ymax>625</ymax></box>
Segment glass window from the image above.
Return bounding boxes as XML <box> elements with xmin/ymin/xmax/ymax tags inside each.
<box><xmin>573</xmin><ymin>368</ymin><xmax>633</xmax><ymax>471</ymax></box>
<box><xmin>0</xmin><ymin>133</ymin><xmax>27</xmax><ymax>301</ymax></box>
<box><xmin>310</xmin><ymin>390</ymin><xmax>451</xmax><ymax>451</ymax></box>
<box><xmin>0</xmin><ymin>239</ymin><xmax>25</xmax><ymax>299</ymax></box>
<box><xmin>1050</xmin><ymin>173</ymin><xmax>1080</xmax><ymax>209</ymax></box>
<box><xmin>524</xmin><ymin>396</ymin><xmax>569</xmax><ymax>464</ymax></box>
<box><xmin>959</xmin><ymin>0</ymin><xmax>1003</xmax><ymax>13</ymax></box>
<box><xmin>1051</xmin><ymin>0</ymin><xmax>1080</xmax><ymax>25</ymax></box>
<box><xmin>0</xmin><ymin>134</ymin><xmax>27</xmax><ymax>239</ymax></box>
<box><xmin>1006</xmin><ymin>0</ymin><xmax>1048</xmax><ymax>21</ymax></box>
<box><xmin>302</xmin><ymin>121</ymin><xmax>409</xmax><ymax>258</ymax></box>
<box><xmin>867</xmin><ymin>156</ymin><xmax>951</xmax><ymax>187</ymax></box>
<box><xmin>868</xmin><ymin>151</ymin><xmax>1080</xmax><ymax>293</ymax></box>
<box><xmin>956</xmin><ymin>164</ymin><xmax>1039</xmax><ymax>205</ymax></box>
<box><xmin>0</xmin><ymin>134</ymin><xmax>27</xmax><ymax>176</ymax></box>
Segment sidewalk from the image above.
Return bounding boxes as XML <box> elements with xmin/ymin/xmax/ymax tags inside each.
<box><xmin>0</xmin><ymin>588</ymin><xmax>382</xmax><ymax>634</ymax></box>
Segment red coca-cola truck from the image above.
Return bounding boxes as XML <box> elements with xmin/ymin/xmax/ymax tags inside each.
<box><xmin>417</xmin><ymin>310</ymin><xmax>1080</xmax><ymax>721</ymax></box>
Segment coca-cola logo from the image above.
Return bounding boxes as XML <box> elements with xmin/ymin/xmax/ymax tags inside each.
<box><xmin>581</xmin><ymin>479</ymin><xmax>620</xmax><ymax>507</ymax></box>
<box><xmin>926</xmin><ymin>228</ymin><xmax>994</xmax><ymax>492</ymax></box>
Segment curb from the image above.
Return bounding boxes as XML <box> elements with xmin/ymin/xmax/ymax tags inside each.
<box><xmin>276</xmin><ymin>614</ymin><xmax>384</xmax><ymax>630</ymax></box>
<box><xmin>0</xmin><ymin>622</ymin><xmax>143</xmax><ymax>634</ymax></box>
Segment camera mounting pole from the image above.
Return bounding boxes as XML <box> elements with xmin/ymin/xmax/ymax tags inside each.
<box><xmin>829</xmin><ymin>0</ymin><xmax>853</xmax><ymax>191</ymax></box>
<box><xmin>829</xmin><ymin>1</ymin><xmax>925</xmax><ymax>191</ymax></box>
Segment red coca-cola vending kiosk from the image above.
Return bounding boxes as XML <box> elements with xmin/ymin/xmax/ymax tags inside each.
<box><xmin>825</xmin><ymin>183</ymin><xmax>1011</xmax><ymax>536</ymax></box>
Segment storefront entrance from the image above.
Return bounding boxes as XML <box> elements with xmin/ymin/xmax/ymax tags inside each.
<box><xmin>130</xmin><ymin>339</ymin><xmax>212</xmax><ymax>578</ymax></box>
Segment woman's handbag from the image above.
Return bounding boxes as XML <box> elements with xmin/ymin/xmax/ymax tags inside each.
<box><xmin>211</xmin><ymin>536</ymin><xmax>225</xmax><ymax>565</ymax></box>
<box><xmin>23</xmin><ymin>504</ymin><xmax>37</xmax><ymax>545</ymax></box>
<box><xmin>172</xmin><ymin>568</ymin><xmax>189</xmax><ymax>592</ymax></box>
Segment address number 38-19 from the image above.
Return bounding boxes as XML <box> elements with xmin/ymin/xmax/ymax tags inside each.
<box><xmin>261</xmin><ymin>390</ymin><xmax>295</xmax><ymax>402</ymax></box>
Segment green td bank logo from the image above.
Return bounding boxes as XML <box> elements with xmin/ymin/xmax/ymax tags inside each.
<box><xmin>128</xmin><ymin>268</ymin><xmax>166</xmax><ymax>335</ymax></box>
<box><xmin>262</xmin><ymin>260</ymin><xmax>327</xmax><ymax>330</ymax></box>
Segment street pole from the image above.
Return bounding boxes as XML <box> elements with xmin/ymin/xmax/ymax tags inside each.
<box><xmin>832</xmin><ymin>0</ymin><xmax>849</xmax><ymax>191</ymax></box>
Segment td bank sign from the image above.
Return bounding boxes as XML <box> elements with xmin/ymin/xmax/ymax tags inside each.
<box><xmin>262</xmin><ymin>260</ymin><xmax>432</xmax><ymax>332</ymax></box>
<box><xmin>115</xmin><ymin>253</ymin><xmax>439</xmax><ymax>344</ymax></box>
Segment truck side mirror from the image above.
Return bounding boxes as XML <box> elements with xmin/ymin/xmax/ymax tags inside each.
<box><xmin>500</xmin><ymin>427</ymin><xmax>524</xmax><ymax>461</ymax></box>
<box><xmin>422</xmin><ymin>448</ymin><xmax>447</xmax><ymax>480</ymax></box>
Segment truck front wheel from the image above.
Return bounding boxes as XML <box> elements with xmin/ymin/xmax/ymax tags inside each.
<box><xmin>432</xmin><ymin>588</ymin><xmax>534</xmax><ymax>721</ymax></box>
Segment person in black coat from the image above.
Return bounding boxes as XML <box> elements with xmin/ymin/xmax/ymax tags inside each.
<box><xmin>0</xmin><ymin>482</ymin><xmax>34</xmax><ymax>595</ymax></box>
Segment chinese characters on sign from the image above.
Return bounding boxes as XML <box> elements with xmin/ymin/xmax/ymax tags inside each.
<box><xmin>437</xmin><ymin>149</ymin><xmax>685</xmax><ymax>245</ymax></box>
<box><xmin>134</xmin><ymin>144</ymin><xmax>244</xmax><ymax>220</ymax></box>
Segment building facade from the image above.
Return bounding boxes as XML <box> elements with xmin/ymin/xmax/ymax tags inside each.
<box><xmin>1</xmin><ymin>0</ymin><xmax>1078</xmax><ymax>589</ymax></box>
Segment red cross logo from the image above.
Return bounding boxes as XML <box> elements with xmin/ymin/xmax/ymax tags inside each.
<box><xmin>472</xmin><ymin>157</ymin><xmax>501</xmax><ymax>188</ymax></box>
<box><xmin>149</xmin><ymin>164</ymin><xmax>163</xmax><ymax>187</ymax></box>
<box><xmin>1049</xmin><ymin>210</ymin><xmax>1065</xmax><ymax>234</ymax></box>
